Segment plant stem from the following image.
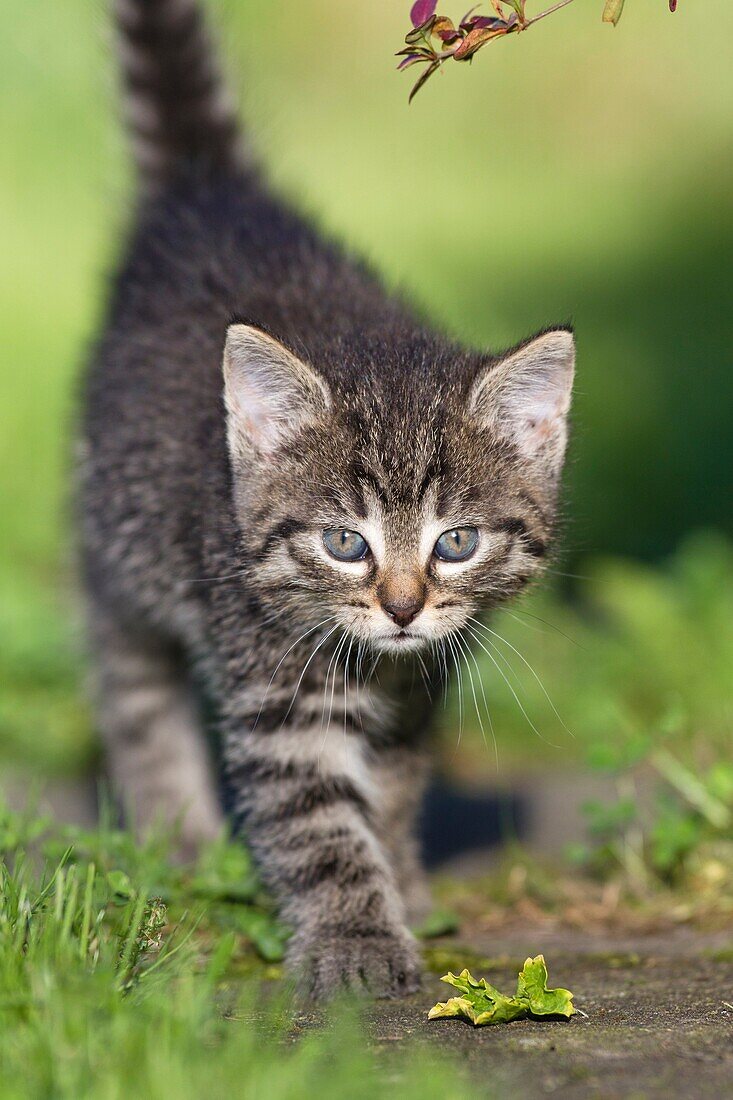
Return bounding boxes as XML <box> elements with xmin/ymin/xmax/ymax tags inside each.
<box><xmin>526</xmin><ymin>0</ymin><xmax>578</xmax><ymax>27</ymax></box>
<box><xmin>651</xmin><ymin>749</ymin><xmax>731</xmax><ymax>830</ymax></box>
<box><xmin>79</xmin><ymin>861</ymin><xmax>96</xmax><ymax>961</ymax></box>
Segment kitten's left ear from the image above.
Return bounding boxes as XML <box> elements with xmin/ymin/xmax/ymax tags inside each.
<box><xmin>469</xmin><ymin>329</ymin><xmax>575</xmax><ymax>476</ymax></box>
<box><xmin>223</xmin><ymin>324</ymin><xmax>331</xmax><ymax>460</ymax></box>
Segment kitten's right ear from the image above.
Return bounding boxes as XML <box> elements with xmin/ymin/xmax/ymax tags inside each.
<box><xmin>223</xmin><ymin>325</ymin><xmax>331</xmax><ymax>459</ymax></box>
<box><xmin>469</xmin><ymin>329</ymin><xmax>575</xmax><ymax>479</ymax></box>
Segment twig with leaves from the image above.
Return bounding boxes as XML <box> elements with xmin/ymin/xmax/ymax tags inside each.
<box><xmin>398</xmin><ymin>0</ymin><xmax>679</xmax><ymax>102</ymax></box>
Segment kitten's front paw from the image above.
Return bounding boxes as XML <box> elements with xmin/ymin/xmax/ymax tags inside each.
<box><xmin>289</xmin><ymin>924</ymin><xmax>422</xmax><ymax>1001</ymax></box>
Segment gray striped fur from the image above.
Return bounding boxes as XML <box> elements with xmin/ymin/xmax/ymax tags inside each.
<box><xmin>114</xmin><ymin>0</ymin><xmax>244</xmax><ymax>192</ymax></box>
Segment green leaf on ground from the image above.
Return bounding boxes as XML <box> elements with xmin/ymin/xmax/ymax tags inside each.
<box><xmin>515</xmin><ymin>954</ymin><xmax>576</xmax><ymax>1018</ymax></box>
<box><xmin>428</xmin><ymin>969</ymin><xmax>527</xmax><ymax>1025</ymax></box>
<box><xmin>428</xmin><ymin>955</ymin><xmax>576</xmax><ymax>1027</ymax></box>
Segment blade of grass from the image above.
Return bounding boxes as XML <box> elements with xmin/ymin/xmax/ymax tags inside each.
<box><xmin>138</xmin><ymin>910</ymin><xmax>202</xmax><ymax>982</ymax></box>
<box><xmin>116</xmin><ymin>890</ymin><xmax>148</xmax><ymax>989</ymax></box>
<box><xmin>32</xmin><ymin>845</ymin><xmax>74</xmax><ymax>913</ymax></box>
<box><xmin>79</xmin><ymin>861</ymin><xmax>96</xmax><ymax>961</ymax></box>
<box><xmin>60</xmin><ymin>866</ymin><xmax>79</xmax><ymax>945</ymax></box>
<box><xmin>651</xmin><ymin>750</ymin><xmax>731</xmax><ymax>829</ymax></box>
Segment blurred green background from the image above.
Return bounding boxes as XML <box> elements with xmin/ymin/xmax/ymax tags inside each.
<box><xmin>1</xmin><ymin>0</ymin><xmax>732</xmax><ymax>822</ymax></box>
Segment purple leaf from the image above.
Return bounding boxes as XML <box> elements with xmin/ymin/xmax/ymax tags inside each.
<box><xmin>459</xmin><ymin>4</ymin><xmax>480</xmax><ymax>25</ymax></box>
<box><xmin>461</xmin><ymin>12</ymin><xmax>515</xmax><ymax>32</ymax></box>
<box><xmin>462</xmin><ymin>15</ymin><xmax>504</xmax><ymax>29</ymax></box>
<box><xmin>452</xmin><ymin>22</ymin><xmax>509</xmax><ymax>60</ymax></box>
<box><xmin>409</xmin><ymin>58</ymin><xmax>441</xmax><ymax>102</ymax></box>
<box><xmin>397</xmin><ymin>53</ymin><xmax>425</xmax><ymax>69</ymax></box>
<box><xmin>410</xmin><ymin>0</ymin><xmax>438</xmax><ymax>28</ymax></box>
<box><xmin>433</xmin><ymin>15</ymin><xmax>461</xmax><ymax>42</ymax></box>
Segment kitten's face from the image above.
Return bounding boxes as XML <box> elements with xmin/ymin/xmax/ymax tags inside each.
<box><xmin>300</xmin><ymin>503</ymin><xmax>539</xmax><ymax>657</ymax></box>
<box><xmin>223</xmin><ymin>325</ymin><xmax>574</xmax><ymax>656</ymax></box>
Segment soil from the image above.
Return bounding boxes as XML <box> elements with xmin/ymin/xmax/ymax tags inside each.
<box><xmin>359</xmin><ymin>926</ymin><xmax>733</xmax><ymax>1097</ymax></box>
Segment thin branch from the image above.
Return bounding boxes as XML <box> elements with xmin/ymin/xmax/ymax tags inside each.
<box><xmin>400</xmin><ymin>0</ymin><xmax>627</xmax><ymax>101</ymax></box>
<box><xmin>525</xmin><ymin>0</ymin><xmax>578</xmax><ymax>28</ymax></box>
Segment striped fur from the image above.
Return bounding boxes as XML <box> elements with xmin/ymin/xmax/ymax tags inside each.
<box><xmin>114</xmin><ymin>0</ymin><xmax>244</xmax><ymax>191</ymax></box>
<box><xmin>80</xmin><ymin>0</ymin><xmax>575</xmax><ymax>999</ymax></box>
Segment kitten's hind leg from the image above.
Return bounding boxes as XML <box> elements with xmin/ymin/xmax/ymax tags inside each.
<box><xmin>373</xmin><ymin>746</ymin><xmax>433</xmax><ymax>927</ymax></box>
<box><xmin>89</xmin><ymin>607</ymin><xmax>224</xmax><ymax>859</ymax></box>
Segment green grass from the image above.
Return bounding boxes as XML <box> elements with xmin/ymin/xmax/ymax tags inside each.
<box><xmin>0</xmin><ymin>807</ymin><xmax>471</xmax><ymax>1100</ymax></box>
<box><xmin>1</xmin><ymin>798</ymin><xmax>725</xmax><ymax>1100</ymax></box>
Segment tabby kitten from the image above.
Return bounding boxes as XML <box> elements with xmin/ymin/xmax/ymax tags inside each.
<box><xmin>80</xmin><ymin>0</ymin><xmax>575</xmax><ymax>998</ymax></box>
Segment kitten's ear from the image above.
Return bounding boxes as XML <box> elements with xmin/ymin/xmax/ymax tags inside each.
<box><xmin>223</xmin><ymin>324</ymin><xmax>331</xmax><ymax>458</ymax></box>
<box><xmin>469</xmin><ymin>329</ymin><xmax>575</xmax><ymax>475</ymax></box>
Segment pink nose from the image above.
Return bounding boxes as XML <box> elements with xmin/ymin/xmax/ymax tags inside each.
<box><xmin>381</xmin><ymin>595</ymin><xmax>424</xmax><ymax>629</ymax></box>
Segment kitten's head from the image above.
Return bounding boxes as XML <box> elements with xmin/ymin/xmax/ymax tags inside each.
<box><xmin>223</xmin><ymin>323</ymin><xmax>574</xmax><ymax>655</ymax></box>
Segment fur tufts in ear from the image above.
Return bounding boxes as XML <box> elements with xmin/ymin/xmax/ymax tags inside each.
<box><xmin>469</xmin><ymin>329</ymin><xmax>575</xmax><ymax>475</ymax></box>
<box><xmin>223</xmin><ymin>325</ymin><xmax>331</xmax><ymax>459</ymax></box>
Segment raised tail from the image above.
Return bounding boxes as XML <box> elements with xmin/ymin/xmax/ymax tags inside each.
<box><xmin>114</xmin><ymin>0</ymin><xmax>245</xmax><ymax>193</ymax></box>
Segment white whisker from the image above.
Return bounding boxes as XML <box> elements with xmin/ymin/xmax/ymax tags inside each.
<box><xmin>445</xmin><ymin>633</ymin><xmax>464</xmax><ymax>747</ymax></box>
<box><xmin>454</xmin><ymin>630</ymin><xmax>499</xmax><ymax>773</ymax></box>
<box><xmin>355</xmin><ymin>640</ymin><xmax>366</xmax><ymax>729</ymax></box>
<box><xmin>319</xmin><ymin>629</ymin><xmax>350</xmax><ymax>756</ymax></box>
<box><xmin>498</xmin><ymin>606</ymin><xmax>585</xmax><ymax>650</ymax></box>
<box><xmin>186</xmin><ymin>568</ymin><xmax>249</xmax><ymax>585</ymax></box>
<box><xmin>467</xmin><ymin>616</ymin><xmax>523</xmax><ymax>691</ymax></box>
<box><xmin>252</xmin><ymin>616</ymin><xmax>336</xmax><ymax>729</ymax></box>
<box><xmin>279</xmin><ymin>621</ymin><xmax>341</xmax><ymax>728</ymax></box>
<box><xmin>465</xmin><ymin>625</ymin><xmax>563</xmax><ymax>750</ymax></box>
<box><xmin>438</xmin><ymin>639</ymin><xmax>450</xmax><ymax>706</ymax></box>
<box><xmin>469</xmin><ymin>616</ymin><xmax>573</xmax><ymax>739</ymax></box>
<box><xmin>416</xmin><ymin>650</ymin><xmax>433</xmax><ymax>699</ymax></box>
<box><xmin>342</xmin><ymin>634</ymin><xmax>355</xmax><ymax>739</ymax></box>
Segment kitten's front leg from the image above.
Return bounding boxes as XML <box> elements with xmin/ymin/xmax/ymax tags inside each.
<box><xmin>372</xmin><ymin>746</ymin><xmax>432</xmax><ymax>927</ymax></box>
<box><xmin>225</xmin><ymin>716</ymin><xmax>421</xmax><ymax>1000</ymax></box>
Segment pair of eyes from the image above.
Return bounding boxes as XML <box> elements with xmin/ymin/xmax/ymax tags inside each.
<box><xmin>322</xmin><ymin>526</ymin><xmax>479</xmax><ymax>564</ymax></box>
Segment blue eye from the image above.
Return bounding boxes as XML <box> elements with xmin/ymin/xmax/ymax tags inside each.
<box><xmin>323</xmin><ymin>528</ymin><xmax>369</xmax><ymax>562</ymax></box>
<box><xmin>434</xmin><ymin>527</ymin><xmax>479</xmax><ymax>563</ymax></box>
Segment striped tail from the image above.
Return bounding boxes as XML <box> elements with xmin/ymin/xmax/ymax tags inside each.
<box><xmin>114</xmin><ymin>0</ymin><xmax>245</xmax><ymax>193</ymax></box>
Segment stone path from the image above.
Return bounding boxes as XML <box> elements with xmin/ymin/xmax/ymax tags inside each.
<box><xmin>360</xmin><ymin>925</ymin><xmax>733</xmax><ymax>1098</ymax></box>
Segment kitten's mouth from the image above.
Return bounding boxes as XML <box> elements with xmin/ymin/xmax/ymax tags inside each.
<box><xmin>378</xmin><ymin>628</ymin><xmax>426</xmax><ymax>653</ymax></box>
<box><xmin>391</xmin><ymin>625</ymin><xmax>418</xmax><ymax>640</ymax></box>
